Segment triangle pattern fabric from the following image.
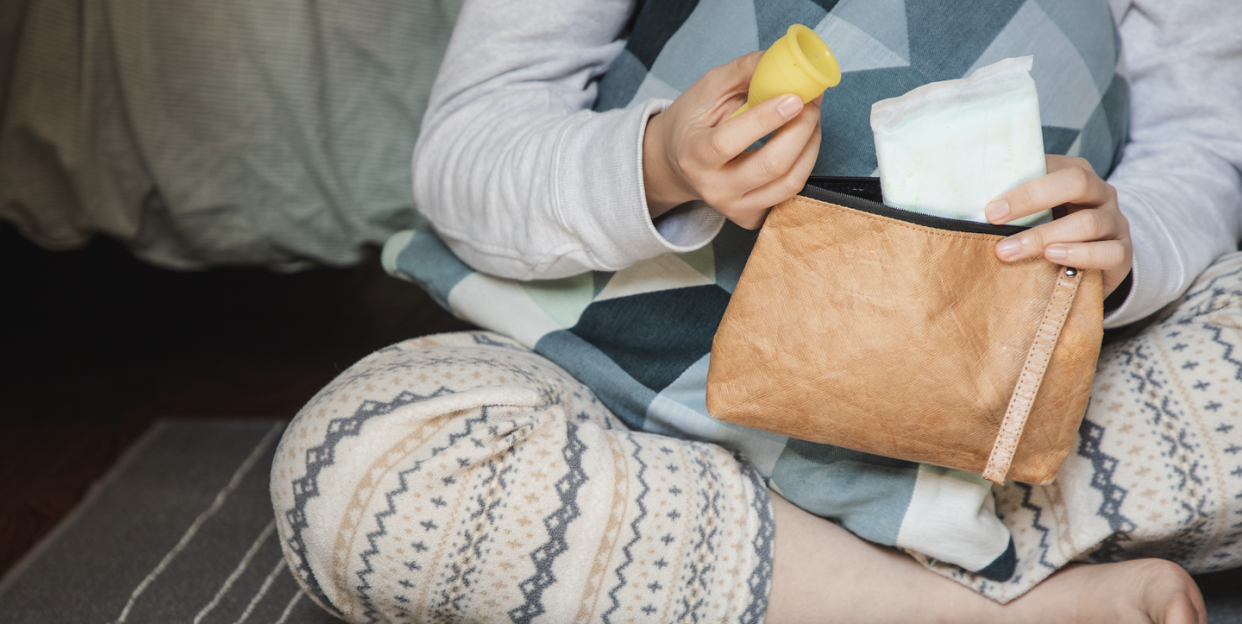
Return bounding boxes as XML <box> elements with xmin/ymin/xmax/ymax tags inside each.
<box><xmin>1041</xmin><ymin>126</ymin><xmax>1081</xmax><ymax>157</ymax></box>
<box><xmin>569</xmin><ymin>285</ymin><xmax>730</xmax><ymax>392</ymax></box>
<box><xmin>627</xmin><ymin>70</ymin><xmax>682</xmax><ymax>108</ymax></box>
<box><xmin>832</xmin><ymin>0</ymin><xmax>910</xmax><ymax>64</ymax></box>
<box><xmin>754</xmin><ymin>0</ymin><xmax>830</xmax><ymax>49</ymax></box>
<box><xmin>675</xmin><ymin>245</ymin><xmax>716</xmax><ymax>283</ymax></box>
<box><xmin>813</xmin><ymin>13</ymin><xmax>910</xmax><ymax>73</ymax></box>
<box><xmin>623</xmin><ymin>0</ymin><xmax>703</xmax><ymax>70</ymax></box>
<box><xmin>905</xmin><ymin>0</ymin><xmax>1026</xmax><ymax>82</ymax></box>
<box><xmin>965</xmin><ymin>0</ymin><xmax>1102</xmax><ymax>131</ymax></box>
<box><xmin>710</xmin><ymin>221</ymin><xmax>759</xmax><ymax>294</ymax></box>
<box><xmin>595</xmin><ymin>49</ymin><xmax>650</xmax><ymax>112</ymax></box>
<box><xmin>521</xmin><ymin>273</ymin><xmax>596</xmax><ymax>330</ymax></box>
<box><xmin>1032</xmin><ymin>0</ymin><xmax>1119</xmax><ymax>94</ymax></box>
<box><xmin>594</xmin><ymin>253</ymin><xmax>715</xmax><ymax>302</ymax></box>
<box><xmin>648</xmin><ymin>0</ymin><xmax>758</xmax><ymax>92</ymax></box>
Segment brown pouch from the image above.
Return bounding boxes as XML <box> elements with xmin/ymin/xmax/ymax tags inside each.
<box><xmin>705</xmin><ymin>177</ymin><xmax>1103</xmax><ymax>485</ymax></box>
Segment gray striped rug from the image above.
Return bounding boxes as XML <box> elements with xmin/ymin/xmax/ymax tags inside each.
<box><xmin>1</xmin><ymin>419</ymin><xmax>1238</xmax><ymax>623</ymax></box>
<box><xmin>0</xmin><ymin>420</ymin><xmax>343</xmax><ymax>624</ymax></box>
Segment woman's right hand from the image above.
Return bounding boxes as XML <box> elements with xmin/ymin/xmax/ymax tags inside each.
<box><xmin>642</xmin><ymin>51</ymin><xmax>823</xmax><ymax>229</ymax></box>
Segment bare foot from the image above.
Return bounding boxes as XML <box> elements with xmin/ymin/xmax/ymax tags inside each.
<box><xmin>764</xmin><ymin>491</ymin><xmax>1207</xmax><ymax>623</ymax></box>
<box><xmin>1008</xmin><ymin>558</ymin><xmax>1207</xmax><ymax>624</ymax></box>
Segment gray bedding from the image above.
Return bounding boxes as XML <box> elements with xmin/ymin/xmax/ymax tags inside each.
<box><xmin>0</xmin><ymin>0</ymin><xmax>460</xmax><ymax>269</ymax></box>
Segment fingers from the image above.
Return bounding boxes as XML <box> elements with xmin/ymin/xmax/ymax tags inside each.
<box><xmin>679</xmin><ymin>91</ymin><xmax>819</xmax><ymax>225</ymax></box>
<box><xmin>985</xmin><ymin>156</ymin><xmax>1112</xmax><ymax>225</ymax></box>
<box><xmin>719</xmin><ymin>125</ymin><xmax>821</xmax><ymax>229</ymax></box>
<box><xmin>685</xmin><ymin>51</ymin><xmax>763</xmax><ymax>115</ymax></box>
<box><xmin>1042</xmin><ymin>240</ymin><xmax>1130</xmax><ymax>271</ymax></box>
<box><xmin>683</xmin><ymin>50</ymin><xmax>763</xmax><ymax>130</ymax></box>
<box><xmin>699</xmin><ymin>98</ymin><xmax>819</xmax><ymax>228</ymax></box>
<box><xmin>997</xmin><ymin>233</ymin><xmax>1130</xmax><ymax>271</ymax></box>
<box><xmin>696</xmin><ymin>50</ymin><xmax>764</xmax><ymax>99</ymax></box>
<box><xmin>991</xmin><ymin>179</ymin><xmax>1134</xmax><ymax>299</ymax></box>
<box><xmin>642</xmin><ymin>52</ymin><xmax>825</xmax><ymax>227</ymax></box>
<box><xmin>732</xmin><ymin>122</ymin><xmax>822</xmax><ymax>226</ymax></box>
<box><xmin>702</xmin><ymin>93</ymin><xmax>809</xmax><ymax>166</ymax></box>
<box><xmin>988</xmin><ymin>154</ymin><xmax>1129</xmax><ymax>269</ymax></box>
<box><xmin>995</xmin><ymin>206</ymin><xmax>1127</xmax><ymax>261</ymax></box>
<box><xmin>988</xmin><ymin>155</ymin><xmax>1134</xmax><ymax>296</ymax></box>
<box><xmin>995</xmin><ymin>213</ymin><xmax>1134</xmax><ymax>297</ymax></box>
<box><xmin>727</xmin><ymin>95</ymin><xmax>821</xmax><ymax>192</ymax></box>
<box><xmin>995</xmin><ymin>200</ymin><xmax>1131</xmax><ymax>270</ymax></box>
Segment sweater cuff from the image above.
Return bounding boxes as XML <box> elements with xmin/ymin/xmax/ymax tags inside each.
<box><xmin>1102</xmin><ymin>187</ymin><xmax>1183</xmax><ymax>329</ymax></box>
<box><xmin>553</xmin><ymin>97</ymin><xmax>725</xmax><ymax>271</ymax></box>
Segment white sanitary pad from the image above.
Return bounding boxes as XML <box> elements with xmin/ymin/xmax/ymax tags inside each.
<box><xmin>870</xmin><ymin>56</ymin><xmax>1050</xmax><ymax>226</ymax></box>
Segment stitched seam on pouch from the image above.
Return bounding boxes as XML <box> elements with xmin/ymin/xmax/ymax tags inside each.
<box><xmin>982</xmin><ymin>269</ymin><xmax>1081</xmax><ymax>483</ymax></box>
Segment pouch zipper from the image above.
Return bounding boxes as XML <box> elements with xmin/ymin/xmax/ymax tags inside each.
<box><xmin>802</xmin><ymin>176</ymin><xmax>1029</xmax><ymax>237</ymax></box>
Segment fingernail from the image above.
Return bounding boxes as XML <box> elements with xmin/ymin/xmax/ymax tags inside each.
<box><xmin>996</xmin><ymin>238</ymin><xmax>1021</xmax><ymax>259</ymax></box>
<box><xmin>776</xmin><ymin>95</ymin><xmax>802</xmax><ymax>118</ymax></box>
<box><xmin>1045</xmin><ymin>245</ymin><xmax>1068</xmax><ymax>261</ymax></box>
<box><xmin>985</xmin><ymin>199</ymin><xmax>1009</xmax><ymax>223</ymax></box>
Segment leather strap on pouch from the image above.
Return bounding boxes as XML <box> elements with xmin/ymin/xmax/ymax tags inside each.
<box><xmin>982</xmin><ymin>267</ymin><xmax>1083</xmax><ymax>484</ymax></box>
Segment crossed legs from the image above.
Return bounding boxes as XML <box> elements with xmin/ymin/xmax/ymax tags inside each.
<box><xmin>272</xmin><ymin>330</ymin><xmax>1207</xmax><ymax>623</ymax></box>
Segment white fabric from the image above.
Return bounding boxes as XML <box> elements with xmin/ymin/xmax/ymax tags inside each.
<box><xmin>896</xmin><ymin>465</ymin><xmax>1010</xmax><ymax>572</ymax></box>
<box><xmin>412</xmin><ymin>0</ymin><xmax>1242</xmax><ymax>328</ymax></box>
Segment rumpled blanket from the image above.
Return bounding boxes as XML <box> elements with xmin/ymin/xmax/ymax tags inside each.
<box><xmin>0</xmin><ymin>0</ymin><xmax>459</xmax><ymax>269</ymax></box>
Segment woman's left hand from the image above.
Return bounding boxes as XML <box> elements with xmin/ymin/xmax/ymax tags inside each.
<box><xmin>986</xmin><ymin>154</ymin><xmax>1133</xmax><ymax>297</ymax></box>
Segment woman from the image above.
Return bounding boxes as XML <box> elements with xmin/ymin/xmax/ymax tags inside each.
<box><xmin>272</xmin><ymin>0</ymin><xmax>1242</xmax><ymax>620</ymax></box>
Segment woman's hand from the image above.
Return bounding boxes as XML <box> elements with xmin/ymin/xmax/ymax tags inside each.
<box><xmin>642</xmin><ymin>51</ymin><xmax>822</xmax><ymax>229</ymax></box>
<box><xmin>986</xmin><ymin>155</ymin><xmax>1133</xmax><ymax>297</ymax></box>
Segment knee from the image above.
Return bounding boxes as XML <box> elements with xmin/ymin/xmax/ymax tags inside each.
<box><xmin>268</xmin><ymin>331</ymin><xmax>602</xmax><ymax>621</ymax></box>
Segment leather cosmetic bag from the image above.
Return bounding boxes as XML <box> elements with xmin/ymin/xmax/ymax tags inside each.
<box><xmin>705</xmin><ymin>177</ymin><xmax>1104</xmax><ymax>485</ymax></box>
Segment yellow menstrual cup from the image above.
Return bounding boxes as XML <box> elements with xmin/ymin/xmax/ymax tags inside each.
<box><xmin>728</xmin><ymin>24</ymin><xmax>841</xmax><ymax>119</ymax></box>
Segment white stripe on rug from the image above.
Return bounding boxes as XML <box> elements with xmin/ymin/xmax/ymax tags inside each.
<box><xmin>273</xmin><ymin>589</ymin><xmax>305</xmax><ymax>624</ymax></box>
<box><xmin>192</xmin><ymin>519</ymin><xmax>277</xmax><ymax>624</ymax></box>
<box><xmin>233</xmin><ymin>556</ymin><xmax>288</xmax><ymax>624</ymax></box>
<box><xmin>111</xmin><ymin>421</ymin><xmax>284</xmax><ymax>624</ymax></box>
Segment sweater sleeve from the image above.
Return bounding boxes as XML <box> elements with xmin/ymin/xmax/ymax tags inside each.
<box><xmin>411</xmin><ymin>0</ymin><xmax>725</xmax><ymax>280</ymax></box>
<box><xmin>1103</xmin><ymin>0</ymin><xmax>1242</xmax><ymax>328</ymax></box>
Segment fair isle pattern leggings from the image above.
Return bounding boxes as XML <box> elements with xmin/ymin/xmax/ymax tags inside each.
<box><xmin>272</xmin><ymin>251</ymin><xmax>1242</xmax><ymax>619</ymax></box>
<box><xmin>270</xmin><ymin>332</ymin><xmax>774</xmax><ymax>623</ymax></box>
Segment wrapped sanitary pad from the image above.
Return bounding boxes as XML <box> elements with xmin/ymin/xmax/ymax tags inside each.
<box><xmin>870</xmin><ymin>56</ymin><xmax>1050</xmax><ymax>226</ymax></box>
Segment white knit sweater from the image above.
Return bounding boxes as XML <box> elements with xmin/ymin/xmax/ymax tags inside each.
<box><xmin>412</xmin><ymin>0</ymin><xmax>1242</xmax><ymax>328</ymax></box>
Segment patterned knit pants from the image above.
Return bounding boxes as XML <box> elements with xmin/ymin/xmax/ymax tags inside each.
<box><xmin>925</xmin><ymin>251</ymin><xmax>1242</xmax><ymax>600</ymax></box>
<box><xmin>270</xmin><ymin>332</ymin><xmax>774</xmax><ymax>623</ymax></box>
<box><xmin>272</xmin><ymin>252</ymin><xmax>1242</xmax><ymax>617</ymax></box>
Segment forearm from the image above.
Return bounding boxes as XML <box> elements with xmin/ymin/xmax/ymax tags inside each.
<box><xmin>1104</xmin><ymin>0</ymin><xmax>1242</xmax><ymax>327</ymax></box>
<box><xmin>412</xmin><ymin>0</ymin><xmax>723</xmax><ymax>280</ymax></box>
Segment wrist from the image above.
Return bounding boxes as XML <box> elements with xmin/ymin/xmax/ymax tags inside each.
<box><xmin>642</xmin><ymin>112</ymin><xmax>694</xmax><ymax>219</ymax></box>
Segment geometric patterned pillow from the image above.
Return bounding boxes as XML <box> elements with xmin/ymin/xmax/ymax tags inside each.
<box><xmin>383</xmin><ymin>222</ymin><xmax>1018</xmax><ymax>581</ymax></box>
<box><xmin>388</xmin><ymin>0</ymin><xmax>1130</xmax><ymax>583</ymax></box>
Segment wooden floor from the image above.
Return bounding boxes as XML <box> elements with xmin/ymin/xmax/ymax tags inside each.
<box><xmin>0</xmin><ymin>223</ymin><xmax>471</xmax><ymax>577</ymax></box>
<box><xmin>3</xmin><ymin>223</ymin><xmax>1239</xmax><ymax>602</ymax></box>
